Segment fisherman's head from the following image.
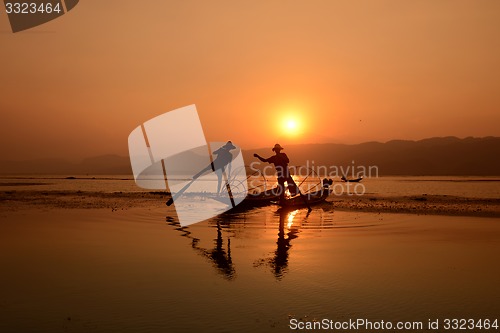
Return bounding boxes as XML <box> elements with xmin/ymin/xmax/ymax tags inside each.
<box><xmin>223</xmin><ymin>141</ymin><xmax>236</xmax><ymax>150</ymax></box>
<box><xmin>272</xmin><ymin>143</ymin><xmax>284</xmax><ymax>153</ymax></box>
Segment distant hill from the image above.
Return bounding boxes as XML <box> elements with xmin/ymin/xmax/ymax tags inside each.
<box><xmin>247</xmin><ymin>136</ymin><xmax>500</xmax><ymax>176</ymax></box>
<box><xmin>0</xmin><ymin>137</ymin><xmax>499</xmax><ymax>176</ymax></box>
<box><xmin>0</xmin><ymin>154</ymin><xmax>132</xmax><ymax>175</ymax></box>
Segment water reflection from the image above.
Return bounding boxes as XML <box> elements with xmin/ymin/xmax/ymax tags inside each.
<box><xmin>268</xmin><ymin>209</ymin><xmax>302</xmax><ymax>279</ymax></box>
<box><xmin>255</xmin><ymin>209</ymin><xmax>312</xmax><ymax>280</ymax></box>
<box><xmin>191</xmin><ymin>223</ymin><xmax>235</xmax><ymax>280</ymax></box>
<box><xmin>166</xmin><ymin>207</ymin><xmax>326</xmax><ymax>281</ymax></box>
<box><xmin>166</xmin><ymin>217</ymin><xmax>235</xmax><ymax>280</ymax></box>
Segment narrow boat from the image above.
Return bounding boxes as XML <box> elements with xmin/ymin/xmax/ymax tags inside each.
<box><xmin>341</xmin><ymin>176</ymin><xmax>363</xmax><ymax>183</ymax></box>
<box><xmin>206</xmin><ymin>176</ymin><xmax>333</xmax><ymax>210</ymax></box>
<box><xmin>244</xmin><ymin>187</ymin><xmax>281</xmax><ymax>205</ymax></box>
<box><xmin>204</xmin><ymin>187</ymin><xmax>280</xmax><ymax>208</ymax></box>
<box><xmin>275</xmin><ymin>178</ymin><xmax>332</xmax><ymax>208</ymax></box>
<box><xmin>277</xmin><ymin>187</ymin><xmax>331</xmax><ymax>208</ymax></box>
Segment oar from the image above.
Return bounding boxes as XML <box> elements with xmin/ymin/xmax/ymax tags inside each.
<box><xmin>221</xmin><ymin>167</ymin><xmax>235</xmax><ymax>208</ymax></box>
<box><xmin>166</xmin><ymin>178</ymin><xmax>196</xmax><ymax>206</ymax></box>
<box><xmin>166</xmin><ymin>163</ymin><xmax>214</xmax><ymax>206</ymax></box>
<box><xmin>296</xmin><ymin>185</ymin><xmax>312</xmax><ymax>211</ymax></box>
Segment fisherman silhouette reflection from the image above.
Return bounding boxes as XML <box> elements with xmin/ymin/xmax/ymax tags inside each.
<box><xmin>167</xmin><ymin>216</ymin><xmax>235</xmax><ymax>280</ymax></box>
<box><xmin>253</xmin><ymin>209</ymin><xmax>301</xmax><ymax>280</ymax></box>
<box><xmin>271</xmin><ymin>210</ymin><xmax>299</xmax><ymax>279</ymax></box>
<box><xmin>254</xmin><ymin>143</ymin><xmax>299</xmax><ymax>202</ymax></box>
<box><xmin>191</xmin><ymin>223</ymin><xmax>234</xmax><ymax>279</ymax></box>
<box><xmin>167</xmin><ymin>207</ymin><xmax>317</xmax><ymax>280</ymax></box>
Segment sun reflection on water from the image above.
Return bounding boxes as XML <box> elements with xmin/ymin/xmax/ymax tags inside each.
<box><xmin>287</xmin><ymin>209</ymin><xmax>299</xmax><ymax>229</ymax></box>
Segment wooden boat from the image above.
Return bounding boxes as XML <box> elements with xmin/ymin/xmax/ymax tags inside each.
<box><xmin>277</xmin><ymin>187</ymin><xmax>331</xmax><ymax>208</ymax></box>
<box><xmin>211</xmin><ymin>185</ymin><xmax>331</xmax><ymax>209</ymax></box>
<box><xmin>341</xmin><ymin>176</ymin><xmax>363</xmax><ymax>183</ymax></box>
<box><xmin>247</xmin><ymin>178</ymin><xmax>333</xmax><ymax>208</ymax></box>
<box><xmin>205</xmin><ymin>187</ymin><xmax>280</xmax><ymax>208</ymax></box>
<box><xmin>208</xmin><ymin>177</ymin><xmax>333</xmax><ymax>210</ymax></box>
<box><xmin>244</xmin><ymin>187</ymin><xmax>280</xmax><ymax>205</ymax></box>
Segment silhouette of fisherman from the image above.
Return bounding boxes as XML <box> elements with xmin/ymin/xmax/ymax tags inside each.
<box><xmin>254</xmin><ymin>143</ymin><xmax>299</xmax><ymax>202</ymax></box>
<box><xmin>166</xmin><ymin>141</ymin><xmax>236</xmax><ymax>206</ymax></box>
<box><xmin>193</xmin><ymin>141</ymin><xmax>236</xmax><ymax>194</ymax></box>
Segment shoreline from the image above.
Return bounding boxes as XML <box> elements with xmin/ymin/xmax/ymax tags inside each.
<box><xmin>1</xmin><ymin>190</ymin><xmax>498</xmax><ymax>217</ymax></box>
<box><xmin>332</xmin><ymin>193</ymin><xmax>500</xmax><ymax>218</ymax></box>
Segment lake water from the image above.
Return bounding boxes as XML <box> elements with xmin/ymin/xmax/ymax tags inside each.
<box><xmin>1</xmin><ymin>175</ymin><xmax>499</xmax><ymax>199</ymax></box>
<box><xmin>0</xmin><ymin>206</ymin><xmax>499</xmax><ymax>333</ymax></box>
<box><xmin>1</xmin><ymin>174</ymin><xmax>499</xmax><ymax>332</ymax></box>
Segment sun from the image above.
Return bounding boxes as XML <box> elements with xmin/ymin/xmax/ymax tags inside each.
<box><xmin>286</xmin><ymin>119</ymin><xmax>297</xmax><ymax>130</ymax></box>
<box><xmin>283</xmin><ymin>118</ymin><xmax>300</xmax><ymax>135</ymax></box>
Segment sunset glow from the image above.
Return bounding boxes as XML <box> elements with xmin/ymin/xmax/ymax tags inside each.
<box><xmin>0</xmin><ymin>3</ymin><xmax>499</xmax><ymax>333</ymax></box>
<box><xmin>286</xmin><ymin>119</ymin><xmax>297</xmax><ymax>130</ymax></box>
<box><xmin>282</xmin><ymin>117</ymin><xmax>301</xmax><ymax>136</ymax></box>
<box><xmin>0</xmin><ymin>1</ymin><xmax>498</xmax><ymax>159</ymax></box>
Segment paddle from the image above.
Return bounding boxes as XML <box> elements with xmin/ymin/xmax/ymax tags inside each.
<box><xmin>166</xmin><ymin>160</ymin><xmax>237</xmax><ymax>207</ymax></box>
<box><xmin>166</xmin><ymin>162</ymin><xmax>214</xmax><ymax>206</ymax></box>
<box><xmin>167</xmin><ymin>142</ymin><xmax>237</xmax><ymax>206</ymax></box>
<box><xmin>166</xmin><ymin>177</ymin><xmax>196</xmax><ymax>206</ymax></box>
<box><xmin>221</xmin><ymin>168</ymin><xmax>235</xmax><ymax>208</ymax></box>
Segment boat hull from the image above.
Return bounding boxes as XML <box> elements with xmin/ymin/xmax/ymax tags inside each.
<box><xmin>278</xmin><ymin>189</ymin><xmax>330</xmax><ymax>208</ymax></box>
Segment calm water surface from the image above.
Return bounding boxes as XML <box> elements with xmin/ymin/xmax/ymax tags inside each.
<box><xmin>1</xmin><ymin>175</ymin><xmax>499</xmax><ymax>198</ymax></box>
<box><xmin>1</xmin><ymin>204</ymin><xmax>499</xmax><ymax>332</ymax></box>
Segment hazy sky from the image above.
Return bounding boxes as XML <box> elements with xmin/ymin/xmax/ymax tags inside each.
<box><xmin>1</xmin><ymin>0</ymin><xmax>499</xmax><ymax>160</ymax></box>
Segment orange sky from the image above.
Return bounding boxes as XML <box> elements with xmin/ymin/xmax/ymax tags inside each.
<box><xmin>1</xmin><ymin>0</ymin><xmax>499</xmax><ymax>160</ymax></box>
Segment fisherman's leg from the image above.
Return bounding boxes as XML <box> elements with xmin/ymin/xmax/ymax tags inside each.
<box><xmin>278</xmin><ymin>177</ymin><xmax>286</xmax><ymax>204</ymax></box>
<box><xmin>216</xmin><ymin>169</ymin><xmax>222</xmax><ymax>194</ymax></box>
<box><xmin>287</xmin><ymin>176</ymin><xmax>299</xmax><ymax>196</ymax></box>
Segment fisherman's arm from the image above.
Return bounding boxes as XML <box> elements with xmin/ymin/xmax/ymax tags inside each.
<box><xmin>253</xmin><ymin>153</ymin><xmax>269</xmax><ymax>163</ymax></box>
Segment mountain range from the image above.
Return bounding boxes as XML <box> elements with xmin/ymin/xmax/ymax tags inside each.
<box><xmin>0</xmin><ymin>137</ymin><xmax>498</xmax><ymax>176</ymax></box>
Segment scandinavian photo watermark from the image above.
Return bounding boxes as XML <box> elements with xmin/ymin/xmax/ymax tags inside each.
<box><xmin>128</xmin><ymin>105</ymin><xmax>248</xmax><ymax>227</ymax></box>
<box><xmin>248</xmin><ymin>160</ymin><xmax>378</xmax><ymax>197</ymax></box>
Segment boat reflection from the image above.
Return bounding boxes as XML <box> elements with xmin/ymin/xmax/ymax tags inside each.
<box><xmin>254</xmin><ymin>209</ymin><xmax>309</xmax><ymax>280</ymax></box>
<box><xmin>166</xmin><ymin>207</ymin><xmax>313</xmax><ymax>281</ymax></box>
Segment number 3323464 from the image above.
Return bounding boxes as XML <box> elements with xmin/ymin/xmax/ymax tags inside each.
<box><xmin>5</xmin><ymin>2</ymin><xmax>62</xmax><ymax>14</ymax></box>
